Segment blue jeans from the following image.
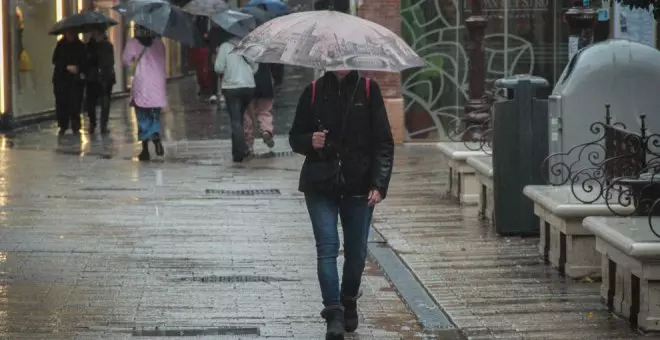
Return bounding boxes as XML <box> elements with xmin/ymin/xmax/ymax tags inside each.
<box><xmin>135</xmin><ymin>107</ymin><xmax>161</xmax><ymax>141</ymax></box>
<box><xmin>305</xmin><ymin>192</ymin><xmax>374</xmax><ymax>307</ymax></box>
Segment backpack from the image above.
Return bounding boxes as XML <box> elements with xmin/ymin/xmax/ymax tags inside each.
<box><xmin>311</xmin><ymin>77</ymin><xmax>370</xmax><ymax>108</ymax></box>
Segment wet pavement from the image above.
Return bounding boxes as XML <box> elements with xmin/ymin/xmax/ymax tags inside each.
<box><xmin>375</xmin><ymin>146</ymin><xmax>655</xmax><ymax>339</ymax></box>
<box><xmin>0</xmin><ymin>71</ymin><xmax>426</xmax><ymax>339</ymax></box>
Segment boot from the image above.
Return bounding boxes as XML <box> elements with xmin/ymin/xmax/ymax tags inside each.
<box><xmin>320</xmin><ymin>306</ymin><xmax>345</xmax><ymax>340</ymax></box>
<box><xmin>138</xmin><ymin>141</ymin><xmax>150</xmax><ymax>161</ymax></box>
<box><xmin>341</xmin><ymin>291</ymin><xmax>362</xmax><ymax>332</ymax></box>
<box><xmin>153</xmin><ymin>138</ymin><xmax>164</xmax><ymax>156</ymax></box>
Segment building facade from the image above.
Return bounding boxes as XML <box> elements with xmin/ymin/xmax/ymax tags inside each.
<box><xmin>358</xmin><ymin>0</ymin><xmax>656</xmax><ymax>142</ymax></box>
<box><xmin>0</xmin><ymin>0</ymin><xmax>185</xmax><ymax>126</ymax></box>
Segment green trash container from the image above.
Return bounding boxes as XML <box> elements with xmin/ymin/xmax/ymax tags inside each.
<box><xmin>492</xmin><ymin>75</ymin><xmax>549</xmax><ymax>236</ymax></box>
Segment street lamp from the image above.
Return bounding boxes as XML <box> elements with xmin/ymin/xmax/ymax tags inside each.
<box><xmin>463</xmin><ymin>0</ymin><xmax>489</xmax><ymax>141</ymax></box>
<box><xmin>564</xmin><ymin>0</ymin><xmax>597</xmax><ymax>60</ymax></box>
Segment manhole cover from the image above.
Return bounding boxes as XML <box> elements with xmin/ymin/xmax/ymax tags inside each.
<box><xmin>132</xmin><ymin>326</ymin><xmax>260</xmax><ymax>337</ymax></box>
<box><xmin>179</xmin><ymin>275</ymin><xmax>298</xmax><ymax>283</ymax></box>
<box><xmin>204</xmin><ymin>189</ymin><xmax>281</xmax><ymax>196</ymax></box>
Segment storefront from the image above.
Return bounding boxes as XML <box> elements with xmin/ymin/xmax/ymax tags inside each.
<box><xmin>0</xmin><ymin>0</ymin><xmax>185</xmax><ymax>125</ymax></box>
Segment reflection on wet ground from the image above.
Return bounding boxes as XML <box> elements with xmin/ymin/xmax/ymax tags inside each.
<box><xmin>0</xmin><ymin>69</ymin><xmax>427</xmax><ymax>339</ymax></box>
<box><xmin>376</xmin><ymin>147</ymin><xmax>651</xmax><ymax>339</ymax></box>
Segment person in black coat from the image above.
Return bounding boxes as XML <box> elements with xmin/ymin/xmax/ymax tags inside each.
<box><xmin>52</xmin><ymin>29</ymin><xmax>87</xmax><ymax>136</ymax></box>
<box><xmin>288</xmin><ymin>70</ymin><xmax>394</xmax><ymax>339</ymax></box>
<box><xmin>85</xmin><ymin>28</ymin><xmax>116</xmax><ymax>135</ymax></box>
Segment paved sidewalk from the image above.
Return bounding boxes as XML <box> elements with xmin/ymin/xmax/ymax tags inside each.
<box><xmin>372</xmin><ymin>146</ymin><xmax>649</xmax><ymax>340</ymax></box>
<box><xmin>0</xmin><ymin>73</ymin><xmax>427</xmax><ymax>339</ymax></box>
<box><xmin>0</xmin><ymin>138</ymin><xmax>424</xmax><ymax>339</ymax></box>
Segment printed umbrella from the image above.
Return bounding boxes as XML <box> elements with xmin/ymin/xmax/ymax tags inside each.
<box><xmin>244</xmin><ymin>0</ymin><xmax>290</xmax><ymax>15</ymax></box>
<box><xmin>113</xmin><ymin>0</ymin><xmax>203</xmax><ymax>46</ymax></box>
<box><xmin>239</xmin><ymin>6</ymin><xmax>274</xmax><ymax>25</ymax></box>
<box><xmin>181</xmin><ymin>0</ymin><xmax>229</xmax><ymax>16</ymax></box>
<box><xmin>210</xmin><ymin>9</ymin><xmax>256</xmax><ymax>38</ymax></box>
<box><xmin>233</xmin><ymin>10</ymin><xmax>425</xmax><ymax>72</ymax></box>
<box><xmin>49</xmin><ymin>11</ymin><xmax>118</xmax><ymax>35</ymax></box>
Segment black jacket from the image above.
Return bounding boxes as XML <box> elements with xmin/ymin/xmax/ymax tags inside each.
<box><xmin>254</xmin><ymin>63</ymin><xmax>274</xmax><ymax>99</ymax></box>
<box><xmin>289</xmin><ymin>71</ymin><xmax>394</xmax><ymax>198</ymax></box>
<box><xmin>52</xmin><ymin>37</ymin><xmax>87</xmax><ymax>84</ymax></box>
<box><xmin>85</xmin><ymin>38</ymin><xmax>116</xmax><ymax>88</ymax></box>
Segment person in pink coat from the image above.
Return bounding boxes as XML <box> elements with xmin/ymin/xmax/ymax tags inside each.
<box><xmin>122</xmin><ymin>25</ymin><xmax>168</xmax><ymax>161</ymax></box>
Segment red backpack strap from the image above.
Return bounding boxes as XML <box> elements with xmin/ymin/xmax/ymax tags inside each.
<box><xmin>311</xmin><ymin>80</ymin><xmax>317</xmax><ymax>109</ymax></box>
<box><xmin>365</xmin><ymin>78</ymin><xmax>371</xmax><ymax>101</ymax></box>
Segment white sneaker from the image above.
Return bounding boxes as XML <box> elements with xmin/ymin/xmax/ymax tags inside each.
<box><xmin>209</xmin><ymin>95</ymin><xmax>218</xmax><ymax>103</ymax></box>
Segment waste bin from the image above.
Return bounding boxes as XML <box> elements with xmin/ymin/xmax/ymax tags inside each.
<box><xmin>492</xmin><ymin>75</ymin><xmax>549</xmax><ymax>236</ymax></box>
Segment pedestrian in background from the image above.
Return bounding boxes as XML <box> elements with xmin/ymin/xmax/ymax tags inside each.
<box><xmin>289</xmin><ymin>70</ymin><xmax>394</xmax><ymax>339</ymax></box>
<box><xmin>85</xmin><ymin>28</ymin><xmax>116</xmax><ymax>135</ymax></box>
<box><xmin>122</xmin><ymin>25</ymin><xmax>167</xmax><ymax>161</ymax></box>
<box><xmin>191</xmin><ymin>15</ymin><xmax>213</xmax><ymax>98</ymax></box>
<box><xmin>52</xmin><ymin>29</ymin><xmax>86</xmax><ymax>136</ymax></box>
<box><xmin>244</xmin><ymin>62</ymin><xmax>275</xmax><ymax>152</ymax></box>
<box><xmin>214</xmin><ymin>36</ymin><xmax>258</xmax><ymax>162</ymax></box>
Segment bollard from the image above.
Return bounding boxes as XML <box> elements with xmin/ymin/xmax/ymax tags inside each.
<box><xmin>492</xmin><ymin>75</ymin><xmax>549</xmax><ymax>236</ymax></box>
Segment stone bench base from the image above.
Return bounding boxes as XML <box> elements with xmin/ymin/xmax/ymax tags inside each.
<box><xmin>524</xmin><ymin>185</ymin><xmax>633</xmax><ymax>279</ymax></box>
<box><xmin>438</xmin><ymin>142</ymin><xmax>487</xmax><ymax>205</ymax></box>
<box><xmin>467</xmin><ymin>156</ymin><xmax>493</xmax><ymax>221</ymax></box>
<box><xmin>584</xmin><ymin>217</ymin><xmax>660</xmax><ymax>332</ymax></box>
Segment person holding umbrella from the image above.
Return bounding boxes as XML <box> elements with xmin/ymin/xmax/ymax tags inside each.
<box><xmin>233</xmin><ymin>9</ymin><xmax>424</xmax><ymax>339</ymax></box>
<box><xmin>122</xmin><ymin>25</ymin><xmax>167</xmax><ymax>161</ymax></box>
<box><xmin>51</xmin><ymin>29</ymin><xmax>87</xmax><ymax>136</ymax></box>
<box><xmin>85</xmin><ymin>27</ymin><xmax>116</xmax><ymax>135</ymax></box>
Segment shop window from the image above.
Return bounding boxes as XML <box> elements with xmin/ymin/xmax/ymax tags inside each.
<box><xmin>13</xmin><ymin>0</ymin><xmax>59</xmax><ymax>116</ymax></box>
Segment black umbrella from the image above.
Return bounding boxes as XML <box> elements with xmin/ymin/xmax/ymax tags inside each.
<box><xmin>113</xmin><ymin>0</ymin><xmax>203</xmax><ymax>46</ymax></box>
<box><xmin>239</xmin><ymin>6</ymin><xmax>274</xmax><ymax>25</ymax></box>
<box><xmin>49</xmin><ymin>11</ymin><xmax>118</xmax><ymax>35</ymax></box>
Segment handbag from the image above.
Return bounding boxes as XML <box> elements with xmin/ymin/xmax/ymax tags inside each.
<box><xmin>302</xmin><ymin>78</ymin><xmax>363</xmax><ymax>192</ymax></box>
<box><xmin>130</xmin><ymin>46</ymin><xmax>149</xmax><ymax>76</ymax></box>
<box><xmin>19</xmin><ymin>49</ymin><xmax>31</xmax><ymax>72</ymax></box>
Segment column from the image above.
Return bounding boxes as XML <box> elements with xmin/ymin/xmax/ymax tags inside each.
<box><xmin>463</xmin><ymin>0</ymin><xmax>489</xmax><ymax>142</ymax></box>
<box><xmin>358</xmin><ymin>0</ymin><xmax>405</xmax><ymax>144</ymax></box>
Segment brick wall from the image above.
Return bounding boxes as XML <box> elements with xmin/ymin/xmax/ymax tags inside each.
<box><xmin>357</xmin><ymin>0</ymin><xmax>402</xmax><ymax>99</ymax></box>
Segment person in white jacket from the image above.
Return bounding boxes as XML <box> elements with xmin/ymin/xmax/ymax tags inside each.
<box><xmin>214</xmin><ymin>37</ymin><xmax>258</xmax><ymax>162</ymax></box>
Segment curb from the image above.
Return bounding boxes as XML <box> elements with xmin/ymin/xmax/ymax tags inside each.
<box><xmin>367</xmin><ymin>227</ymin><xmax>465</xmax><ymax>339</ymax></box>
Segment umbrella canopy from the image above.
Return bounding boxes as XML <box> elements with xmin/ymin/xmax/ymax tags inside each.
<box><xmin>210</xmin><ymin>9</ymin><xmax>256</xmax><ymax>38</ymax></box>
<box><xmin>113</xmin><ymin>0</ymin><xmax>203</xmax><ymax>46</ymax></box>
<box><xmin>239</xmin><ymin>7</ymin><xmax>274</xmax><ymax>25</ymax></box>
<box><xmin>244</xmin><ymin>0</ymin><xmax>290</xmax><ymax>15</ymax></box>
<box><xmin>182</xmin><ymin>0</ymin><xmax>229</xmax><ymax>16</ymax></box>
<box><xmin>49</xmin><ymin>11</ymin><xmax>118</xmax><ymax>35</ymax></box>
<box><xmin>233</xmin><ymin>10</ymin><xmax>425</xmax><ymax>72</ymax></box>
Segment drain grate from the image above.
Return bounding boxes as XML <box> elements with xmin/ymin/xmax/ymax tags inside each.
<box><xmin>132</xmin><ymin>326</ymin><xmax>260</xmax><ymax>337</ymax></box>
<box><xmin>205</xmin><ymin>189</ymin><xmax>281</xmax><ymax>196</ymax></box>
<box><xmin>80</xmin><ymin>187</ymin><xmax>148</xmax><ymax>192</ymax></box>
<box><xmin>179</xmin><ymin>275</ymin><xmax>298</xmax><ymax>283</ymax></box>
<box><xmin>253</xmin><ymin>150</ymin><xmax>296</xmax><ymax>159</ymax></box>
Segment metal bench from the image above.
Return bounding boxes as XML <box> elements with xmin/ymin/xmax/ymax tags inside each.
<box><xmin>524</xmin><ymin>110</ymin><xmax>647</xmax><ymax>278</ymax></box>
<box><xmin>583</xmin><ymin>216</ymin><xmax>660</xmax><ymax>332</ymax></box>
<box><xmin>466</xmin><ymin>156</ymin><xmax>493</xmax><ymax>221</ymax></box>
<box><xmin>437</xmin><ymin>142</ymin><xmax>488</xmax><ymax>204</ymax></box>
<box><xmin>524</xmin><ymin>185</ymin><xmax>632</xmax><ymax>278</ymax></box>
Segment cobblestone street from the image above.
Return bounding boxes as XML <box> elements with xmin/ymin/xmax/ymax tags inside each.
<box><xmin>0</xmin><ymin>75</ymin><xmax>426</xmax><ymax>339</ymax></box>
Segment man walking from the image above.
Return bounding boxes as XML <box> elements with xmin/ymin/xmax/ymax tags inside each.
<box><xmin>214</xmin><ymin>36</ymin><xmax>258</xmax><ymax>162</ymax></box>
<box><xmin>289</xmin><ymin>70</ymin><xmax>394</xmax><ymax>339</ymax></box>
